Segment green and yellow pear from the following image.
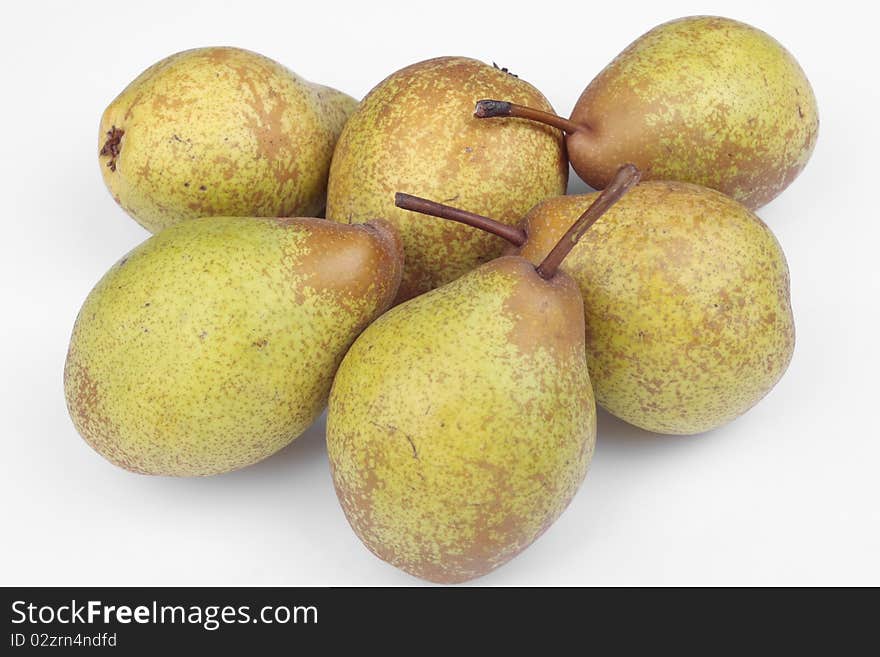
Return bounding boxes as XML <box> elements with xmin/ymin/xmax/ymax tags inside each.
<box><xmin>99</xmin><ymin>47</ymin><xmax>357</xmax><ymax>233</ymax></box>
<box><xmin>64</xmin><ymin>217</ymin><xmax>402</xmax><ymax>476</ymax></box>
<box><xmin>327</xmin><ymin>171</ymin><xmax>639</xmax><ymax>583</ymax></box>
<box><xmin>326</xmin><ymin>56</ymin><xmax>567</xmax><ymax>302</ymax></box>
<box><xmin>397</xmin><ymin>176</ymin><xmax>795</xmax><ymax>435</ymax></box>
<box><xmin>475</xmin><ymin>16</ymin><xmax>818</xmax><ymax>209</ymax></box>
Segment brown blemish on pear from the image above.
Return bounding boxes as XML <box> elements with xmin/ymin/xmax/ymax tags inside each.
<box><xmin>281</xmin><ymin>218</ymin><xmax>403</xmax><ymax>318</ymax></box>
<box><xmin>500</xmin><ymin>259</ymin><xmax>585</xmax><ymax>360</ymax></box>
<box><xmin>99</xmin><ymin>127</ymin><xmax>124</xmax><ymax>172</ymax></box>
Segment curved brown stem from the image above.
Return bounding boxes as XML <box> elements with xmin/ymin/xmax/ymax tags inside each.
<box><xmin>536</xmin><ymin>164</ymin><xmax>641</xmax><ymax>280</ymax></box>
<box><xmin>394</xmin><ymin>193</ymin><xmax>527</xmax><ymax>247</ymax></box>
<box><xmin>474</xmin><ymin>100</ymin><xmax>585</xmax><ymax>134</ymax></box>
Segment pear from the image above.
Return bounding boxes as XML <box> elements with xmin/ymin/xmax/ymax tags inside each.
<box><xmin>64</xmin><ymin>217</ymin><xmax>402</xmax><ymax>476</ymax></box>
<box><xmin>397</xmin><ymin>176</ymin><xmax>794</xmax><ymax>435</ymax></box>
<box><xmin>99</xmin><ymin>47</ymin><xmax>357</xmax><ymax>233</ymax></box>
<box><xmin>474</xmin><ymin>16</ymin><xmax>818</xmax><ymax>209</ymax></box>
<box><xmin>327</xmin><ymin>170</ymin><xmax>638</xmax><ymax>583</ymax></box>
<box><xmin>325</xmin><ymin>56</ymin><xmax>567</xmax><ymax>302</ymax></box>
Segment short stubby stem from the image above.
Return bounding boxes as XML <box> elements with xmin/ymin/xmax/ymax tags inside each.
<box><xmin>536</xmin><ymin>164</ymin><xmax>642</xmax><ymax>280</ymax></box>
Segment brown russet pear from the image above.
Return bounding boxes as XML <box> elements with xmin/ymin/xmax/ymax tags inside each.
<box><xmin>99</xmin><ymin>47</ymin><xmax>357</xmax><ymax>233</ymax></box>
<box><xmin>397</xmin><ymin>168</ymin><xmax>795</xmax><ymax>435</ymax></box>
<box><xmin>327</xmin><ymin>169</ymin><xmax>639</xmax><ymax>583</ymax></box>
<box><xmin>474</xmin><ymin>16</ymin><xmax>818</xmax><ymax>209</ymax></box>
<box><xmin>325</xmin><ymin>56</ymin><xmax>568</xmax><ymax>302</ymax></box>
<box><xmin>64</xmin><ymin>217</ymin><xmax>402</xmax><ymax>476</ymax></box>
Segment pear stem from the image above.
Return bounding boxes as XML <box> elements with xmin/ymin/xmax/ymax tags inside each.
<box><xmin>474</xmin><ymin>100</ymin><xmax>585</xmax><ymax>134</ymax></box>
<box><xmin>394</xmin><ymin>193</ymin><xmax>527</xmax><ymax>247</ymax></box>
<box><xmin>535</xmin><ymin>164</ymin><xmax>641</xmax><ymax>280</ymax></box>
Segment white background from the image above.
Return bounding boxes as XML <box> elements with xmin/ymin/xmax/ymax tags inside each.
<box><xmin>1</xmin><ymin>0</ymin><xmax>877</xmax><ymax>586</ymax></box>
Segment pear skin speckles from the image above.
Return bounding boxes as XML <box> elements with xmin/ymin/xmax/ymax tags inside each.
<box><xmin>327</xmin><ymin>257</ymin><xmax>595</xmax><ymax>583</ymax></box>
<box><xmin>99</xmin><ymin>47</ymin><xmax>357</xmax><ymax>233</ymax></box>
<box><xmin>63</xmin><ymin>217</ymin><xmax>401</xmax><ymax>476</ymax></box>
<box><xmin>570</xmin><ymin>16</ymin><xmax>818</xmax><ymax>209</ymax></box>
<box><xmin>326</xmin><ymin>57</ymin><xmax>568</xmax><ymax>303</ymax></box>
<box><xmin>518</xmin><ymin>182</ymin><xmax>795</xmax><ymax>435</ymax></box>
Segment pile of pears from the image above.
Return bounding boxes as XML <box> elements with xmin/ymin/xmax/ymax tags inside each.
<box><xmin>66</xmin><ymin>16</ymin><xmax>817</xmax><ymax>583</ymax></box>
